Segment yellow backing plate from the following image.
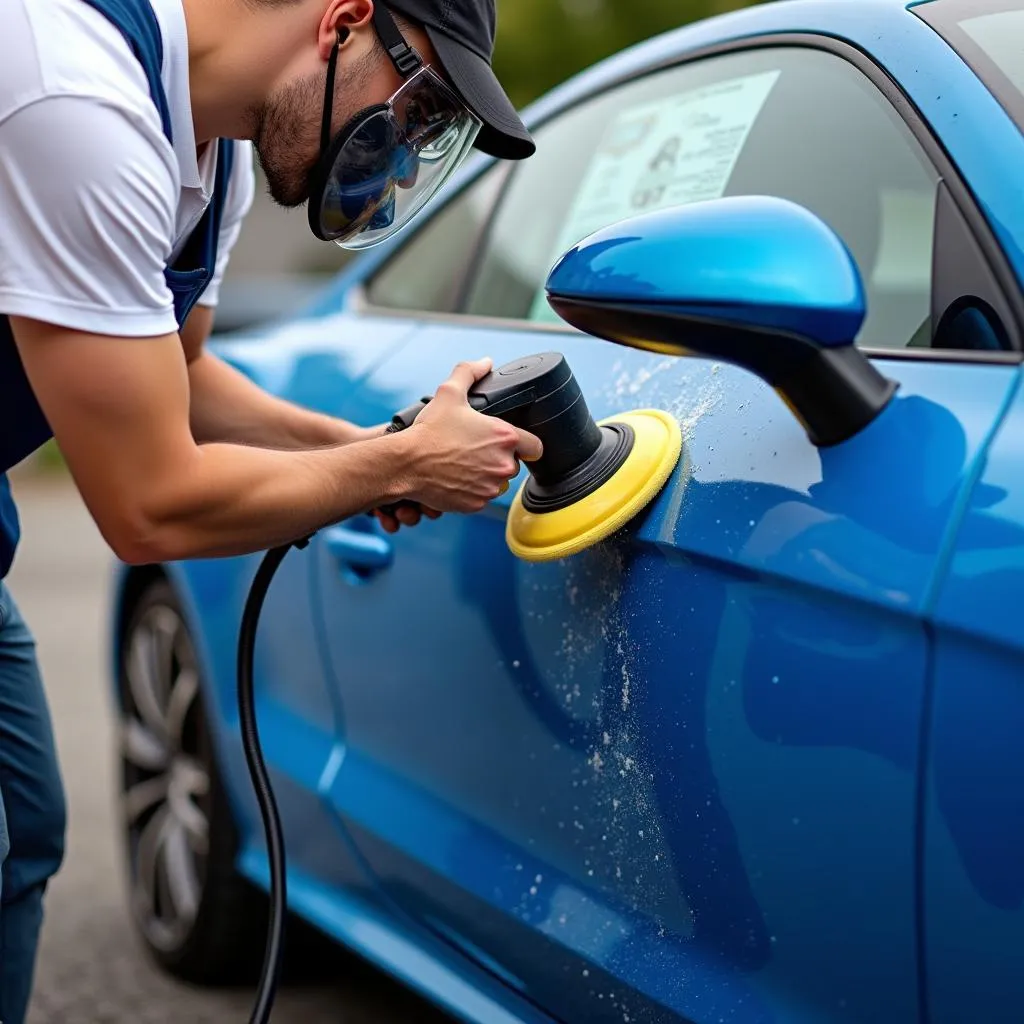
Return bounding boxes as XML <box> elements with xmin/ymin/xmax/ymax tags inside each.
<box><xmin>506</xmin><ymin>409</ymin><xmax>683</xmax><ymax>563</ymax></box>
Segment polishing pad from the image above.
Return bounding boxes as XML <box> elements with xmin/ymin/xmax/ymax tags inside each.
<box><xmin>506</xmin><ymin>409</ymin><xmax>683</xmax><ymax>563</ymax></box>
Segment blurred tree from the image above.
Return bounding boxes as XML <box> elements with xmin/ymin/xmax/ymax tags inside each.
<box><xmin>492</xmin><ymin>0</ymin><xmax>757</xmax><ymax>109</ymax></box>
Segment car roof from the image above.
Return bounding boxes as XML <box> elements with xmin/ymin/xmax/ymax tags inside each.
<box><xmin>521</xmin><ymin>0</ymin><xmax>922</xmax><ymax>124</ymax></box>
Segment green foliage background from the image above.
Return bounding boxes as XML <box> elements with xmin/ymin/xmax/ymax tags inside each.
<box><xmin>491</xmin><ymin>0</ymin><xmax>757</xmax><ymax>110</ymax></box>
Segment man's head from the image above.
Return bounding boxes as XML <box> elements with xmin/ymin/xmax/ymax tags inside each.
<box><xmin>231</xmin><ymin>0</ymin><xmax>532</xmax><ymax>243</ymax></box>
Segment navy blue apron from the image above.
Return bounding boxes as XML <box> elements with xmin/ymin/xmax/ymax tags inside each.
<box><xmin>0</xmin><ymin>0</ymin><xmax>235</xmax><ymax>578</ymax></box>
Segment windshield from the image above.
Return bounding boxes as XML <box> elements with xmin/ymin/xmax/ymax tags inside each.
<box><xmin>914</xmin><ymin>1</ymin><xmax>1024</xmax><ymax>131</ymax></box>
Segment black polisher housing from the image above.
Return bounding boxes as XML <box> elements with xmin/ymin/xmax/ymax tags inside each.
<box><xmin>467</xmin><ymin>353</ymin><xmax>634</xmax><ymax>513</ymax></box>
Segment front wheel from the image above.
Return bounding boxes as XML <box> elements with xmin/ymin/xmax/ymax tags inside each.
<box><xmin>116</xmin><ymin>577</ymin><xmax>267</xmax><ymax>983</ymax></box>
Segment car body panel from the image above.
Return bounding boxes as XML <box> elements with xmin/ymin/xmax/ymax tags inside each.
<box><xmin>307</xmin><ymin>309</ymin><xmax>1017</xmax><ymax>1024</ymax></box>
<box><xmin>105</xmin><ymin>0</ymin><xmax>1024</xmax><ymax>1021</ymax></box>
<box><xmin>237</xmin><ymin>850</ymin><xmax>559</xmax><ymax>1024</ymax></box>
<box><xmin>923</xmin><ymin>371</ymin><xmax>1024</xmax><ymax>1024</ymax></box>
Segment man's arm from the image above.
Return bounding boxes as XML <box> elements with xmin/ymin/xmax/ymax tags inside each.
<box><xmin>181</xmin><ymin>307</ymin><xmax>379</xmax><ymax>449</ymax></box>
<box><xmin>11</xmin><ymin>317</ymin><xmax>538</xmax><ymax>564</ymax></box>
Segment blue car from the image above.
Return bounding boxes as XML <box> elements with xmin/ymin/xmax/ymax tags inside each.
<box><xmin>108</xmin><ymin>1</ymin><xmax>1024</xmax><ymax>1021</ymax></box>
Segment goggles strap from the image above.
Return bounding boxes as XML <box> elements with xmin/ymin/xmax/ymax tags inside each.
<box><xmin>372</xmin><ymin>4</ymin><xmax>423</xmax><ymax>76</ymax></box>
<box><xmin>320</xmin><ymin>31</ymin><xmax>344</xmax><ymax>157</ymax></box>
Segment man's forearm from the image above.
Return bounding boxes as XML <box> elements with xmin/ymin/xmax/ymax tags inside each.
<box><xmin>122</xmin><ymin>431</ymin><xmax>415</xmax><ymax>562</ymax></box>
<box><xmin>12</xmin><ymin>317</ymin><xmax>401</xmax><ymax>563</ymax></box>
<box><xmin>188</xmin><ymin>348</ymin><xmax>375</xmax><ymax>449</ymax></box>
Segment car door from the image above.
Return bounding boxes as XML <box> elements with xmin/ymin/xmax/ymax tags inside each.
<box><xmin>922</xmin><ymin>381</ymin><xmax>1024</xmax><ymax>1024</ymax></box>
<box><xmin>313</xmin><ymin>41</ymin><xmax>1021</xmax><ymax>1024</ymax></box>
<box><xmin>901</xmin><ymin>3</ymin><xmax>1024</xmax><ymax>1022</ymax></box>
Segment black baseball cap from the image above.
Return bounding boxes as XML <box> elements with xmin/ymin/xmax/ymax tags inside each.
<box><xmin>384</xmin><ymin>0</ymin><xmax>535</xmax><ymax>160</ymax></box>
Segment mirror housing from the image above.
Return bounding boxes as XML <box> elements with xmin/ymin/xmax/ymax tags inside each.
<box><xmin>545</xmin><ymin>195</ymin><xmax>898</xmax><ymax>447</ymax></box>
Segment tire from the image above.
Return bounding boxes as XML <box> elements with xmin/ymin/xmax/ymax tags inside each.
<box><xmin>116</xmin><ymin>577</ymin><xmax>268</xmax><ymax>984</ymax></box>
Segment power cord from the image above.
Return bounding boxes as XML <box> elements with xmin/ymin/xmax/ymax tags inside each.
<box><xmin>236</xmin><ymin>538</ymin><xmax>309</xmax><ymax>1024</ymax></box>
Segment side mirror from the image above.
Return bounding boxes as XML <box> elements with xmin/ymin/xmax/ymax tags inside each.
<box><xmin>545</xmin><ymin>195</ymin><xmax>898</xmax><ymax>447</ymax></box>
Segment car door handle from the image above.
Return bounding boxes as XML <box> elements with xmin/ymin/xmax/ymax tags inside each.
<box><xmin>322</xmin><ymin>524</ymin><xmax>394</xmax><ymax>575</ymax></box>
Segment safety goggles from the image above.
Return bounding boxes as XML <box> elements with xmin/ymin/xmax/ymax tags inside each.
<box><xmin>307</xmin><ymin>6</ymin><xmax>482</xmax><ymax>249</ymax></box>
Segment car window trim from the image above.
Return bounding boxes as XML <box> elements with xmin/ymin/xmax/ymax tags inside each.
<box><xmin>347</xmin><ymin>292</ymin><xmax>577</xmax><ymax>334</ymax></box>
<box><xmin>913</xmin><ymin>0</ymin><xmax>1024</xmax><ymax>135</ymax></box>
<box><xmin>357</xmin><ymin>32</ymin><xmax>1024</xmax><ymax>364</ymax></box>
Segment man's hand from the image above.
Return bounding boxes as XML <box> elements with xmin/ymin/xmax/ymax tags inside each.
<box><xmin>371</xmin><ymin>503</ymin><xmax>443</xmax><ymax>534</ymax></box>
<box><xmin>392</xmin><ymin>358</ymin><xmax>543</xmax><ymax>513</ymax></box>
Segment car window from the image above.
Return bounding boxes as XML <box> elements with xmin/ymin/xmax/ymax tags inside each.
<box><xmin>464</xmin><ymin>47</ymin><xmax>941</xmax><ymax>351</ymax></box>
<box><xmin>365</xmin><ymin>163</ymin><xmax>506</xmax><ymax>314</ymax></box>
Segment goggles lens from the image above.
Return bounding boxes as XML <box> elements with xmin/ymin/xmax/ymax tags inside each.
<box><xmin>310</xmin><ymin>66</ymin><xmax>481</xmax><ymax>249</ymax></box>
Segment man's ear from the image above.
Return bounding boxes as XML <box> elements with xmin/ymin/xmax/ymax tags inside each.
<box><xmin>318</xmin><ymin>0</ymin><xmax>373</xmax><ymax>61</ymax></box>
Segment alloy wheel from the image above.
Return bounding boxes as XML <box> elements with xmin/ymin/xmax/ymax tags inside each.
<box><xmin>120</xmin><ymin>601</ymin><xmax>211</xmax><ymax>953</ymax></box>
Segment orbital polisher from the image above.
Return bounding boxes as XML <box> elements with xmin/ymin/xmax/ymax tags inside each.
<box><xmin>237</xmin><ymin>351</ymin><xmax>681</xmax><ymax>1022</ymax></box>
<box><xmin>381</xmin><ymin>351</ymin><xmax>682</xmax><ymax>562</ymax></box>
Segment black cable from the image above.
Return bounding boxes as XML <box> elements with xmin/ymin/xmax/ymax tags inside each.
<box><xmin>237</xmin><ymin>538</ymin><xmax>309</xmax><ymax>1024</ymax></box>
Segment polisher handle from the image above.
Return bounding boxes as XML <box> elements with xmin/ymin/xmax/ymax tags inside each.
<box><xmin>385</xmin><ymin>397</ymin><xmax>433</xmax><ymax>434</ymax></box>
<box><xmin>385</xmin><ymin>390</ymin><xmax>493</xmax><ymax>434</ymax></box>
<box><xmin>375</xmin><ymin>397</ymin><xmax>433</xmax><ymax>518</ymax></box>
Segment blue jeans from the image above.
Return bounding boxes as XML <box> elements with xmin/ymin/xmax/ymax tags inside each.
<box><xmin>0</xmin><ymin>583</ymin><xmax>66</xmax><ymax>1024</ymax></box>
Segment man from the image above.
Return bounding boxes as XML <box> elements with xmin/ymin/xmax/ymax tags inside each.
<box><xmin>0</xmin><ymin>0</ymin><xmax>539</xmax><ymax>1018</ymax></box>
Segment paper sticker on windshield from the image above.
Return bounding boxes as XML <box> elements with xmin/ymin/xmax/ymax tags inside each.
<box><xmin>530</xmin><ymin>69</ymin><xmax>781</xmax><ymax>322</ymax></box>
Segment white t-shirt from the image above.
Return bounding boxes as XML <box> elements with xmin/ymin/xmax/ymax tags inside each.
<box><xmin>0</xmin><ymin>0</ymin><xmax>257</xmax><ymax>337</ymax></box>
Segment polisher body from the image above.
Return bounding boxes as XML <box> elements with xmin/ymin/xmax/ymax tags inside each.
<box><xmin>386</xmin><ymin>352</ymin><xmax>683</xmax><ymax>561</ymax></box>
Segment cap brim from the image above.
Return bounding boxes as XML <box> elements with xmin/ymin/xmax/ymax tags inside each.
<box><xmin>425</xmin><ymin>27</ymin><xmax>535</xmax><ymax>160</ymax></box>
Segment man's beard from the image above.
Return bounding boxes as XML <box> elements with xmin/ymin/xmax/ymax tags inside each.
<box><xmin>251</xmin><ymin>71</ymin><xmax>325</xmax><ymax>208</ymax></box>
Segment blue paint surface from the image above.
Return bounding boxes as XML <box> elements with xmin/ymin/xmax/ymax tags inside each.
<box><xmin>924</xmin><ymin>372</ymin><xmax>1024</xmax><ymax>1024</ymax></box>
<box><xmin>105</xmin><ymin>1</ymin><xmax>1024</xmax><ymax>1021</ymax></box>
<box><xmin>547</xmin><ymin>195</ymin><xmax>866</xmax><ymax>346</ymax></box>
<box><xmin>308</xmin><ymin>323</ymin><xmax>1013</xmax><ymax>1023</ymax></box>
